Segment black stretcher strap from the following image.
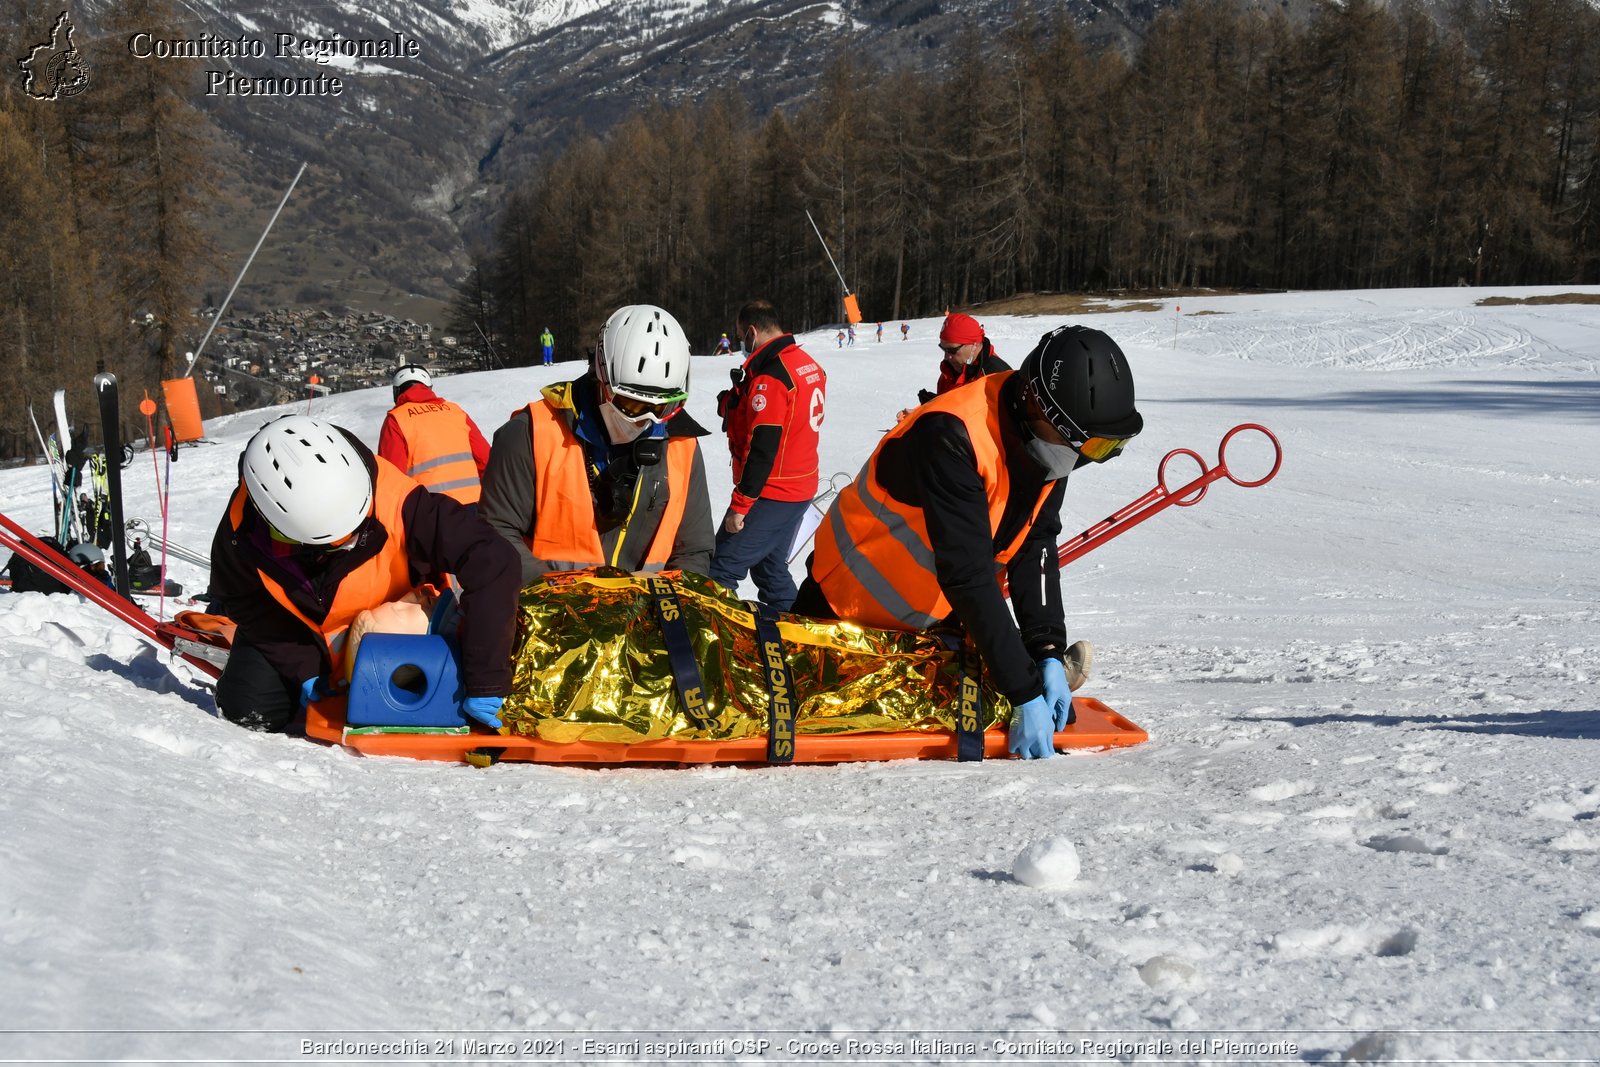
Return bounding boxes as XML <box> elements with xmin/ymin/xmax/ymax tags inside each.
<box><xmin>955</xmin><ymin>650</ymin><xmax>985</xmax><ymax>762</ymax></box>
<box><xmin>647</xmin><ymin>576</ymin><xmax>711</xmax><ymax>731</ymax></box>
<box><xmin>752</xmin><ymin>602</ymin><xmax>797</xmax><ymax>764</ymax></box>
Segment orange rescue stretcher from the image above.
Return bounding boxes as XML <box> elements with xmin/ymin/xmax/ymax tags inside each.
<box><xmin>305</xmin><ymin>695</ymin><xmax>1145</xmax><ymax>766</ymax></box>
<box><xmin>303</xmin><ymin>570</ymin><xmax>1148</xmax><ymax>767</ymax></box>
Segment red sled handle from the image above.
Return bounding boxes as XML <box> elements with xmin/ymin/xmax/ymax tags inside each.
<box><xmin>1055</xmin><ymin>423</ymin><xmax>1283</xmax><ymax>572</ymax></box>
<box><xmin>0</xmin><ymin>509</ymin><xmax>222</xmax><ymax>679</ymax></box>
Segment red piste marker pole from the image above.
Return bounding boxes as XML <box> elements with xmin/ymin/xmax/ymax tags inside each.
<box><xmin>306</xmin><ymin>373</ymin><xmax>321</xmax><ymax>414</ymax></box>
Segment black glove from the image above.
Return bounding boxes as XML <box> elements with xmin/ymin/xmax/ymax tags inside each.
<box><xmin>917</xmin><ymin>388</ymin><xmax>936</xmax><ymax>406</ymax></box>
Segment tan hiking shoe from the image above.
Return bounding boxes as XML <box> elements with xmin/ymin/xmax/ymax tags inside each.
<box><xmin>1064</xmin><ymin>640</ymin><xmax>1094</xmax><ymax>691</ymax></box>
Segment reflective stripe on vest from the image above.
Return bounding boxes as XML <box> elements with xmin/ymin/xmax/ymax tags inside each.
<box><xmin>811</xmin><ymin>372</ymin><xmax>1052</xmax><ymax>631</ymax></box>
<box><xmin>393</xmin><ymin>401</ymin><xmax>481</xmax><ymax>504</ymax></box>
<box><xmin>524</xmin><ymin>401</ymin><xmax>696</xmax><ymax>571</ymax></box>
<box><xmin>227</xmin><ymin>457</ymin><xmax>418</xmax><ymax>672</ymax></box>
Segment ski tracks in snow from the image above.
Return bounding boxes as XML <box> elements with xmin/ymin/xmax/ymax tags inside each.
<box><xmin>1125</xmin><ymin>305</ymin><xmax>1561</xmax><ymax>372</ymax></box>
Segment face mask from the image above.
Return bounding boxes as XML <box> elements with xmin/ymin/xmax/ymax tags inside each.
<box><xmin>1025</xmin><ymin>436</ymin><xmax>1079</xmax><ymax>480</ymax></box>
<box><xmin>738</xmin><ymin>329</ymin><xmax>753</xmax><ymax>357</ymax></box>
<box><xmin>600</xmin><ymin>400</ymin><xmax>650</xmax><ymax>445</ymax></box>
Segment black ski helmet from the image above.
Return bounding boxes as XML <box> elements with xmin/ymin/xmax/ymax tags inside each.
<box><xmin>1021</xmin><ymin>325</ymin><xmax>1144</xmax><ymax>445</ymax></box>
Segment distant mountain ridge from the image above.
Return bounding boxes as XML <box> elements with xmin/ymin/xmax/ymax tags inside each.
<box><xmin>76</xmin><ymin>0</ymin><xmax>1182</xmax><ymax>320</ymax></box>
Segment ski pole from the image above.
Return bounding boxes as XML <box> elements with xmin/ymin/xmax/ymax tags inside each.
<box><xmin>28</xmin><ymin>404</ymin><xmax>60</xmax><ymax>526</ymax></box>
<box><xmin>158</xmin><ymin>427</ymin><xmax>173</xmax><ymax>621</ymax></box>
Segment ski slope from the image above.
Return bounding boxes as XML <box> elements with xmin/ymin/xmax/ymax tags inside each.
<box><xmin>1</xmin><ymin>287</ymin><xmax>1598</xmax><ymax>1065</ymax></box>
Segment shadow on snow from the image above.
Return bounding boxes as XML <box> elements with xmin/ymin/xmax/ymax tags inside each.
<box><xmin>1236</xmin><ymin>708</ymin><xmax>1600</xmax><ymax>739</ymax></box>
<box><xmin>85</xmin><ymin>650</ymin><xmax>216</xmax><ymax>714</ymax></box>
<box><xmin>1167</xmin><ymin>379</ymin><xmax>1600</xmax><ymax>418</ymax></box>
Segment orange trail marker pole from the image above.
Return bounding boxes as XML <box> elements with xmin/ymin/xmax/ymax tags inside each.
<box><xmin>138</xmin><ymin>393</ymin><xmax>166</xmax><ymax>526</ymax></box>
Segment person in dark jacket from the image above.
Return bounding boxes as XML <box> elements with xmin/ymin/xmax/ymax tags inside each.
<box><xmin>897</xmin><ymin>312</ymin><xmax>1010</xmax><ymax>422</ymax></box>
<box><xmin>794</xmin><ymin>325</ymin><xmax>1142</xmax><ymax>759</ymax></box>
<box><xmin>479</xmin><ymin>304</ymin><xmax>715</xmax><ymax>584</ymax></box>
<box><xmin>208</xmin><ymin>415</ymin><xmax>520</xmax><ymax>734</ymax></box>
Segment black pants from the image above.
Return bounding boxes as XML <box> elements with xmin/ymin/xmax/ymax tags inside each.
<box><xmin>215</xmin><ymin>637</ymin><xmax>305</xmax><ymax>734</ymax></box>
<box><xmin>789</xmin><ymin>577</ymin><xmax>837</xmax><ymax>621</ymax></box>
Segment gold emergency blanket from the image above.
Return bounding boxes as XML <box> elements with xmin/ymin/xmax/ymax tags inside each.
<box><xmin>501</xmin><ymin>569</ymin><xmax>1014</xmax><ymax>744</ymax></box>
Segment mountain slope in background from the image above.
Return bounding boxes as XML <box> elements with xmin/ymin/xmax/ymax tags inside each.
<box><xmin>70</xmin><ymin>0</ymin><xmax>1185</xmax><ymax>321</ymax></box>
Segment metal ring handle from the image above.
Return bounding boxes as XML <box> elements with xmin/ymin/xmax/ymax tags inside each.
<box><xmin>1158</xmin><ymin>448</ymin><xmax>1211</xmax><ymax>507</ymax></box>
<box><xmin>1218</xmin><ymin>424</ymin><xmax>1283</xmax><ymax>488</ymax></box>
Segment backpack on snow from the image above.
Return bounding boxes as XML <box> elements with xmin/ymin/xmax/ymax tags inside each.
<box><xmin>3</xmin><ymin>535</ymin><xmax>75</xmax><ymax>595</ymax></box>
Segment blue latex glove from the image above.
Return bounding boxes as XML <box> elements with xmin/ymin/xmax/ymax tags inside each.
<box><xmin>462</xmin><ymin>695</ymin><xmax>504</xmax><ymax>729</ymax></box>
<box><xmin>1039</xmin><ymin>657</ymin><xmax>1076</xmax><ymax>730</ymax></box>
<box><xmin>298</xmin><ymin>676</ymin><xmax>327</xmax><ymax>712</ymax></box>
<box><xmin>1008</xmin><ymin>694</ymin><xmax>1056</xmax><ymax>759</ymax></box>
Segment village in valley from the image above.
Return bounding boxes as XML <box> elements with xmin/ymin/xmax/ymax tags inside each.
<box><xmin>197</xmin><ymin>306</ymin><xmax>486</xmax><ymax>411</ymax></box>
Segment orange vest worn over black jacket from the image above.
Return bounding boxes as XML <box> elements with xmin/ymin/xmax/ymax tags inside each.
<box><xmin>812</xmin><ymin>372</ymin><xmax>1054</xmax><ymax>632</ymax></box>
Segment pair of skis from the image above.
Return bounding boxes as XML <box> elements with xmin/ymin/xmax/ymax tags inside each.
<box><xmin>28</xmin><ymin>389</ymin><xmax>82</xmax><ymax>546</ymax></box>
<box><xmin>25</xmin><ymin>377</ymin><xmax>133</xmax><ymax>596</ymax></box>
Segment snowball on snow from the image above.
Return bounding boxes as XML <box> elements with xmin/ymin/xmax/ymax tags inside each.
<box><xmin>1013</xmin><ymin>838</ymin><xmax>1081</xmax><ymax>889</ymax></box>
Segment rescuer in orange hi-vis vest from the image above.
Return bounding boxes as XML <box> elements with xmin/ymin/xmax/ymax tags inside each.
<box><xmin>792</xmin><ymin>326</ymin><xmax>1143</xmax><ymax>760</ymax></box>
<box><xmin>477</xmin><ymin>304</ymin><xmax>715</xmax><ymax>586</ymax></box>
<box><xmin>378</xmin><ymin>364</ymin><xmax>492</xmax><ymax>508</ymax></box>
<box><xmin>208</xmin><ymin>416</ymin><xmax>520</xmax><ymax>735</ymax></box>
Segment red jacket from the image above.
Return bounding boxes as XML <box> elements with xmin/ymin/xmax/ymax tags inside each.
<box><xmin>717</xmin><ymin>335</ymin><xmax>826</xmax><ymax>513</ymax></box>
<box><xmin>378</xmin><ymin>383</ymin><xmax>491</xmax><ymax>504</ymax></box>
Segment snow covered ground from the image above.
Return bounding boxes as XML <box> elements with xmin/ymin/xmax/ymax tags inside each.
<box><xmin>1</xmin><ymin>287</ymin><xmax>1597</xmax><ymax>1065</ymax></box>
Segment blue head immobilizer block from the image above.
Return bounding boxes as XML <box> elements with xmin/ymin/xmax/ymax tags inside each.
<box><xmin>345</xmin><ymin>633</ymin><xmax>467</xmax><ymax>728</ymax></box>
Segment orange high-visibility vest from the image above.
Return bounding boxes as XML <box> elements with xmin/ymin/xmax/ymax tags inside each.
<box><xmin>810</xmin><ymin>372</ymin><xmax>1053</xmax><ymax>631</ymax></box>
<box><xmin>524</xmin><ymin>400</ymin><xmax>696</xmax><ymax>572</ymax></box>
<box><xmin>390</xmin><ymin>399</ymin><xmax>482</xmax><ymax>504</ymax></box>
<box><xmin>227</xmin><ymin>457</ymin><xmax>417</xmax><ymax>671</ymax></box>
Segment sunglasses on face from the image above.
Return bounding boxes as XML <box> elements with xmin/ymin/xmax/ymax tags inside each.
<box><xmin>939</xmin><ymin>343</ymin><xmax>964</xmax><ymax>355</ymax></box>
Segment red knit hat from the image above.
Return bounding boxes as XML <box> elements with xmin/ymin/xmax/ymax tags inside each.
<box><xmin>939</xmin><ymin>313</ymin><xmax>984</xmax><ymax>346</ymax></box>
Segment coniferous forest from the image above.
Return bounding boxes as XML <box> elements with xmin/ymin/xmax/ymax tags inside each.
<box><xmin>0</xmin><ymin>0</ymin><xmax>214</xmax><ymax>461</ymax></box>
<box><xmin>473</xmin><ymin>0</ymin><xmax>1600</xmax><ymax>358</ymax></box>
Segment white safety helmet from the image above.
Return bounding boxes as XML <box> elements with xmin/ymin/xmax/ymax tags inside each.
<box><xmin>68</xmin><ymin>543</ymin><xmax>105</xmax><ymax>568</ymax></box>
<box><xmin>392</xmin><ymin>363</ymin><xmax>431</xmax><ymax>391</ymax></box>
<box><xmin>241</xmin><ymin>416</ymin><xmax>373</xmax><ymax>545</ymax></box>
<box><xmin>594</xmin><ymin>304</ymin><xmax>691</xmax><ymax>424</ymax></box>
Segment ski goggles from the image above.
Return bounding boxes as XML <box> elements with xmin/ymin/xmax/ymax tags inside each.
<box><xmin>1024</xmin><ymin>383</ymin><xmax>1134</xmax><ymax>462</ymax></box>
<box><xmin>603</xmin><ymin>383</ymin><xmax>687</xmax><ymax>424</ymax></box>
<box><xmin>267</xmin><ymin>522</ymin><xmax>358</xmax><ymax>550</ymax></box>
